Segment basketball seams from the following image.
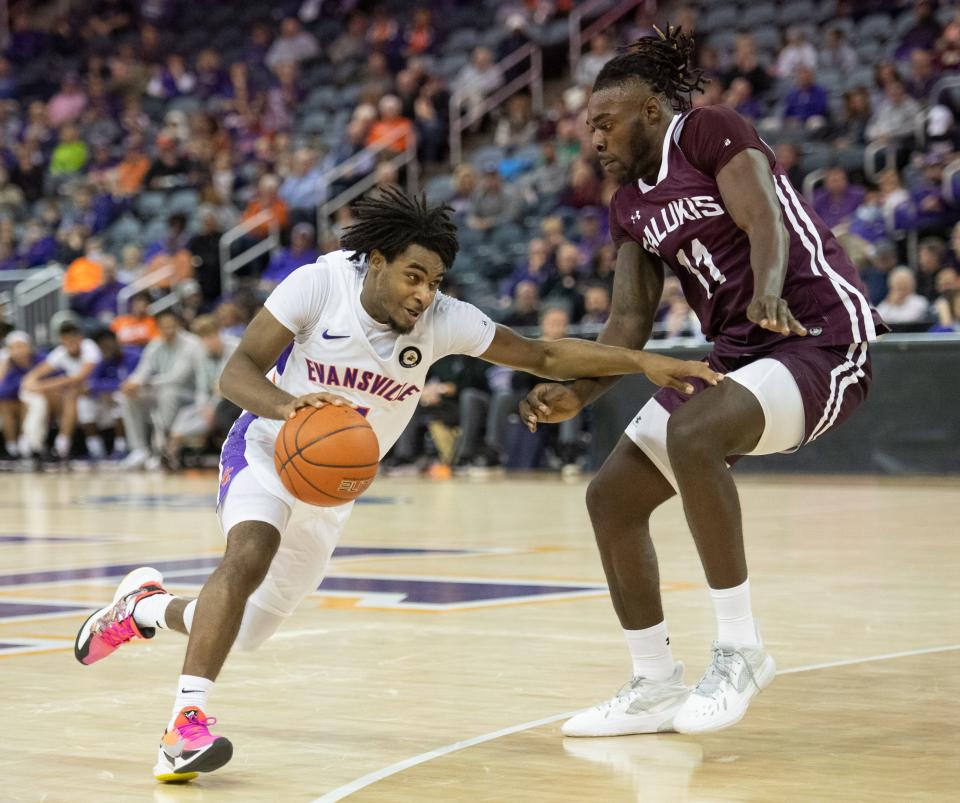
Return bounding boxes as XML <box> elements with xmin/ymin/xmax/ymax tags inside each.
<box><xmin>276</xmin><ymin>405</ymin><xmax>379</xmax><ymax>505</ymax></box>
<box><xmin>284</xmin><ymin>450</ymin><xmax>355</xmax><ymax>502</ymax></box>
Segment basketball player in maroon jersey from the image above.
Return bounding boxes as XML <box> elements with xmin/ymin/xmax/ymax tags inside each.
<box><xmin>521</xmin><ymin>26</ymin><xmax>888</xmax><ymax>735</ymax></box>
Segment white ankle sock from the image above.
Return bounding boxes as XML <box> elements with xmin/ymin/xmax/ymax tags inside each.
<box><xmin>710</xmin><ymin>578</ymin><xmax>760</xmax><ymax>645</ymax></box>
<box><xmin>171</xmin><ymin>674</ymin><xmax>214</xmax><ymax>726</ymax></box>
<box><xmin>182</xmin><ymin>599</ymin><xmax>197</xmax><ymax>632</ymax></box>
<box><xmin>133</xmin><ymin>592</ymin><xmax>174</xmax><ymax>630</ymax></box>
<box><xmin>54</xmin><ymin>433</ymin><xmax>70</xmax><ymax>457</ymax></box>
<box><xmin>624</xmin><ymin>621</ymin><xmax>675</xmax><ymax>681</ymax></box>
<box><xmin>85</xmin><ymin>435</ymin><xmax>106</xmax><ymax>459</ymax></box>
<box><xmin>5</xmin><ymin>440</ymin><xmax>17</xmax><ymax>456</ymax></box>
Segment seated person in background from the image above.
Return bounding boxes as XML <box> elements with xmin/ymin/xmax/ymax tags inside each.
<box><xmin>877</xmin><ymin>266</ymin><xmax>931</xmax><ymax>324</ymax></box>
<box><xmin>656</xmin><ymin>276</ymin><xmax>703</xmax><ymax>340</ymax></box>
<box><xmin>501</xmin><ymin>238</ymin><xmax>554</xmax><ymax>302</ymax></box>
<box><xmin>164</xmin><ymin>315</ymin><xmax>239</xmax><ymax>469</ymax></box>
<box><xmin>930</xmin><ymin>288</ymin><xmax>960</xmax><ymax>332</ymax></box>
<box><xmin>80</xmin><ymin>329</ymin><xmax>141</xmax><ymax>460</ymax></box>
<box><xmin>467</xmin><ymin>165</ymin><xmax>521</xmax><ymax>231</ymax></box>
<box><xmin>119</xmin><ymin>310</ymin><xmax>204</xmax><ymax>469</ymax></box>
<box><xmin>64</xmin><ymin>236</ymin><xmax>106</xmax><ymax>311</ymax></box>
<box><xmin>20</xmin><ymin>321</ymin><xmax>101</xmax><ymax>462</ymax></box>
<box><xmin>580</xmin><ymin>283</ymin><xmax>611</xmax><ymax>326</ymax></box>
<box><xmin>240</xmin><ymin>174</ymin><xmax>289</xmax><ymax>240</ymax></box>
<box><xmin>813</xmin><ymin>166</ymin><xmax>866</xmax><ymax>230</ymax></box>
<box><xmin>916</xmin><ymin>236</ymin><xmax>948</xmax><ymax>300</ymax></box>
<box><xmin>783</xmin><ymin>65</ymin><xmax>830</xmax><ymax>133</ymax></box>
<box><xmin>0</xmin><ymin>331</ymin><xmax>43</xmax><ymax>460</ymax></box>
<box><xmin>143</xmin><ymin>213</ymin><xmax>194</xmax><ymax>290</ymax></box>
<box><xmin>111</xmin><ymin>291</ymin><xmax>159</xmax><ymax>347</ymax></box>
<box><xmin>502</xmin><ymin>280</ymin><xmax>541</xmax><ymax>328</ymax></box>
<box><xmin>260</xmin><ymin>222</ymin><xmax>319</xmax><ymax>289</ymax></box>
<box><xmin>574</xmin><ymin>207</ymin><xmax>607</xmax><ymax>266</ymax></box>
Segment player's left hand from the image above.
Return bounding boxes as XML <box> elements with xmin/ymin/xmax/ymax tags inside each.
<box><xmin>641</xmin><ymin>354</ymin><xmax>725</xmax><ymax>395</ymax></box>
<box><xmin>747</xmin><ymin>295</ymin><xmax>807</xmax><ymax>336</ymax></box>
<box><xmin>282</xmin><ymin>392</ymin><xmax>353</xmax><ymax>420</ymax></box>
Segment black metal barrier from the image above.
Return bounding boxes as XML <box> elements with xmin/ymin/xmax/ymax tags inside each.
<box><xmin>587</xmin><ymin>334</ymin><xmax>960</xmax><ymax>475</ymax></box>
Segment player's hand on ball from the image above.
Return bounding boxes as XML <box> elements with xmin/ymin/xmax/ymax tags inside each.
<box><xmin>747</xmin><ymin>295</ymin><xmax>807</xmax><ymax>336</ymax></box>
<box><xmin>520</xmin><ymin>383</ymin><xmax>583</xmax><ymax>432</ymax></box>
<box><xmin>281</xmin><ymin>392</ymin><xmax>353</xmax><ymax>420</ymax></box>
<box><xmin>641</xmin><ymin>354</ymin><xmax>724</xmax><ymax>395</ymax></box>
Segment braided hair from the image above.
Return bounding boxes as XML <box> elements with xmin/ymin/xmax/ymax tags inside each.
<box><xmin>340</xmin><ymin>186</ymin><xmax>459</xmax><ymax>269</ymax></box>
<box><xmin>593</xmin><ymin>24</ymin><xmax>707</xmax><ymax>111</ymax></box>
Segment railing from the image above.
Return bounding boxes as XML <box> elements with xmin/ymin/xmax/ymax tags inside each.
<box><xmin>802</xmin><ymin>168</ymin><xmax>828</xmax><ymax>202</ymax></box>
<box><xmin>569</xmin><ymin>0</ymin><xmax>647</xmax><ymax>73</ymax></box>
<box><xmin>864</xmin><ymin>140</ymin><xmax>899</xmax><ymax>183</ymax></box>
<box><xmin>316</xmin><ymin>124</ymin><xmax>419</xmax><ymax>235</ymax></box>
<box><xmin>218</xmin><ymin>209</ymin><xmax>280</xmax><ymax>296</ymax></box>
<box><xmin>12</xmin><ymin>265</ymin><xmax>65</xmax><ymax>344</ymax></box>
<box><xmin>116</xmin><ymin>265</ymin><xmax>176</xmax><ymax>315</ymax></box>
<box><xmin>448</xmin><ymin>41</ymin><xmax>543</xmax><ymax>166</ymax></box>
<box><xmin>943</xmin><ymin>158</ymin><xmax>960</xmax><ymax>204</ymax></box>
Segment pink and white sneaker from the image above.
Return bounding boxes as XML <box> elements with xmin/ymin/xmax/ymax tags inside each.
<box><xmin>74</xmin><ymin>567</ymin><xmax>166</xmax><ymax>665</ymax></box>
<box><xmin>154</xmin><ymin>707</ymin><xmax>233</xmax><ymax>782</ymax></box>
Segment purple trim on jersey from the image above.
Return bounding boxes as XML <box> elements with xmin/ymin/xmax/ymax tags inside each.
<box><xmin>650</xmin><ymin>343</ymin><xmax>872</xmax><ymax>450</ymax></box>
<box><xmin>275</xmin><ymin>342</ymin><xmax>293</xmax><ymax>376</ymax></box>
<box><xmin>218</xmin><ymin>411</ymin><xmax>256</xmax><ymax>507</ymax></box>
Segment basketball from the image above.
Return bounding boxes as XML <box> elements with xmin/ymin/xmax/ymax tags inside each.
<box><xmin>273</xmin><ymin>405</ymin><xmax>380</xmax><ymax>506</ymax></box>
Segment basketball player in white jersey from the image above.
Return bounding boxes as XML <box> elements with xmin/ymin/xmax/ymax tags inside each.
<box><xmin>73</xmin><ymin>188</ymin><xmax>721</xmax><ymax>782</ymax></box>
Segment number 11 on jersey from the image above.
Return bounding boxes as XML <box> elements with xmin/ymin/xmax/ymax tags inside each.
<box><xmin>677</xmin><ymin>238</ymin><xmax>726</xmax><ymax>299</ymax></box>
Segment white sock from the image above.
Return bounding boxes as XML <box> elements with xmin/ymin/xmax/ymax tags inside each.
<box><xmin>133</xmin><ymin>592</ymin><xmax>174</xmax><ymax>629</ymax></box>
<box><xmin>54</xmin><ymin>433</ymin><xmax>70</xmax><ymax>457</ymax></box>
<box><xmin>182</xmin><ymin>599</ymin><xmax>197</xmax><ymax>632</ymax></box>
<box><xmin>710</xmin><ymin>578</ymin><xmax>760</xmax><ymax>645</ymax></box>
<box><xmin>171</xmin><ymin>674</ymin><xmax>214</xmax><ymax>726</ymax></box>
<box><xmin>114</xmin><ymin>436</ymin><xmax>127</xmax><ymax>453</ymax></box>
<box><xmin>624</xmin><ymin>621</ymin><xmax>675</xmax><ymax>681</ymax></box>
<box><xmin>85</xmin><ymin>435</ymin><xmax>106</xmax><ymax>459</ymax></box>
<box><xmin>5</xmin><ymin>440</ymin><xmax>17</xmax><ymax>456</ymax></box>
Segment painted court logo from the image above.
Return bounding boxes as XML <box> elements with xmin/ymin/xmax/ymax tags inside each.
<box><xmin>399</xmin><ymin>346</ymin><xmax>422</xmax><ymax>368</ymax></box>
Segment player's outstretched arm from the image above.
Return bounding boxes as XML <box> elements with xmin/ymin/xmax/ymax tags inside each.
<box><xmin>718</xmin><ymin>149</ymin><xmax>806</xmax><ymax>337</ymax></box>
<box><xmin>220</xmin><ymin>308</ymin><xmax>349</xmax><ymax>420</ymax></box>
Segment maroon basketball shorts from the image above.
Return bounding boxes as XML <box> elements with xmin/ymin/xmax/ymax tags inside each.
<box><xmin>624</xmin><ymin>343</ymin><xmax>872</xmax><ymax>490</ymax></box>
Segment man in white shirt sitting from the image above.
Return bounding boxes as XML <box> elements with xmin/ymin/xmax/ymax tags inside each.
<box><xmin>20</xmin><ymin>320</ymin><xmax>101</xmax><ymax>464</ymax></box>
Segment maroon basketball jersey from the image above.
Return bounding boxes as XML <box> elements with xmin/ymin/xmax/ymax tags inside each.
<box><xmin>609</xmin><ymin>105</ymin><xmax>888</xmax><ymax>357</ymax></box>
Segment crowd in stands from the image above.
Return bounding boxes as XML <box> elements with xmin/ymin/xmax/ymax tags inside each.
<box><xmin>1</xmin><ymin>0</ymin><xmax>960</xmax><ymax>476</ymax></box>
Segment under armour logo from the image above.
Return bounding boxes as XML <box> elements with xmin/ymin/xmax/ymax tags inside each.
<box><xmin>723</xmin><ymin>138</ymin><xmax>731</xmax><ymax>146</ymax></box>
<box><xmin>630</xmin><ymin>210</ymin><xmax>643</xmax><ymax>224</ymax></box>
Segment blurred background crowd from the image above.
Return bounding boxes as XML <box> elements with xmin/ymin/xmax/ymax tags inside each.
<box><xmin>0</xmin><ymin>0</ymin><xmax>957</xmax><ymax>477</ymax></box>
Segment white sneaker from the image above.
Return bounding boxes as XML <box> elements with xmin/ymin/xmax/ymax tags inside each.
<box><xmin>121</xmin><ymin>448</ymin><xmax>150</xmax><ymax>469</ymax></box>
<box><xmin>673</xmin><ymin>636</ymin><xmax>776</xmax><ymax>735</ymax></box>
<box><xmin>562</xmin><ymin>663</ymin><xmax>689</xmax><ymax>737</ymax></box>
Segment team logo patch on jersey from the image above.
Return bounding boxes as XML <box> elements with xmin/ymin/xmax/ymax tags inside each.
<box><xmin>399</xmin><ymin>346</ymin><xmax>422</xmax><ymax>368</ymax></box>
<box><xmin>808</xmin><ymin>326</ymin><xmax>823</xmax><ymax>336</ymax></box>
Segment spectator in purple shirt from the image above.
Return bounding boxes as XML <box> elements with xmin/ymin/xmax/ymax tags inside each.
<box><xmin>784</xmin><ymin>66</ymin><xmax>830</xmax><ymax>132</ymax></box>
<box><xmin>813</xmin><ymin>167</ymin><xmax>867</xmax><ymax>230</ymax></box>
<box><xmin>259</xmin><ymin>222</ymin><xmax>319</xmax><ymax>289</ymax></box>
<box><xmin>904</xmin><ymin>49</ymin><xmax>938</xmax><ymax>100</ymax></box>
<box><xmin>896</xmin><ymin>0</ymin><xmax>942</xmax><ymax>61</ymax></box>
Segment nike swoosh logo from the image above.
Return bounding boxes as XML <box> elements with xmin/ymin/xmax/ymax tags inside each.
<box><xmin>180</xmin><ymin>689</ymin><xmax>204</xmax><ymax>694</ymax></box>
<box><xmin>322</xmin><ymin>330</ymin><xmax>349</xmax><ymax>340</ymax></box>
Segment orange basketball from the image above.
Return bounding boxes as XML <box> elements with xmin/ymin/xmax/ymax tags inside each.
<box><xmin>273</xmin><ymin>405</ymin><xmax>380</xmax><ymax>507</ymax></box>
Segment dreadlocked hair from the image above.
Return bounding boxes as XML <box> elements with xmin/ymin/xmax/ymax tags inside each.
<box><xmin>593</xmin><ymin>23</ymin><xmax>707</xmax><ymax>111</ymax></box>
<box><xmin>340</xmin><ymin>185</ymin><xmax>459</xmax><ymax>269</ymax></box>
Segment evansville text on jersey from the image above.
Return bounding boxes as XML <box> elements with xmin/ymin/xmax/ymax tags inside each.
<box><xmin>303</xmin><ymin>358</ymin><xmax>420</xmax><ymax>403</ymax></box>
<box><xmin>629</xmin><ymin>195</ymin><xmax>724</xmax><ymax>256</ymax></box>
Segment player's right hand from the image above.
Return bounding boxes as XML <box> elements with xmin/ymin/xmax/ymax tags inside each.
<box><xmin>520</xmin><ymin>383</ymin><xmax>583</xmax><ymax>432</ymax></box>
<box><xmin>281</xmin><ymin>392</ymin><xmax>353</xmax><ymax>420</ymax></box>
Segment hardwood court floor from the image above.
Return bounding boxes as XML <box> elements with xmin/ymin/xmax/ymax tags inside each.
<box><xmin>1</xmin><ymin>471</ymin><xmax>957</xmax><ymax>802</ymax></box>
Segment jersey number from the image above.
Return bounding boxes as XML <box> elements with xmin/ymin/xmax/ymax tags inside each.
<box><xmin>676</xmin><ymin>239</ymin><xmax>726</xmax><ymax>299</ymax></box>
<box><xmin>354</xmin><ymin>406</ymin><xmax>370</xmax><ymax>418</ymax></box>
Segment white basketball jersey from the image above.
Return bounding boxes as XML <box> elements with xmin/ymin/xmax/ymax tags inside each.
<box><xmin>238</xmin><ymin>250</ymin><xmax>495</xmax><ymax>503</ymax></box>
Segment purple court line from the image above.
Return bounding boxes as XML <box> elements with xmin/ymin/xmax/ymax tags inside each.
<box><xmin>0</xmin><ymin>547</ymin><xmax>478</xmax><ymax>590</ymax></box>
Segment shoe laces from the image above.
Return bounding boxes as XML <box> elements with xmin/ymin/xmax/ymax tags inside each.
<box><xmin>694</xmin><ymin>645</ymin><xmax>759</xmax><ymax>697</ymax></box>
<box><xmin>94</xmin><ymin>598</ymin><xmax>138</xmax><ymax>646</ymax></box>
<box><xmin>176</xmin><ymin>715</ymin><xmax>217</xmax><ymax>742</ymax></box>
